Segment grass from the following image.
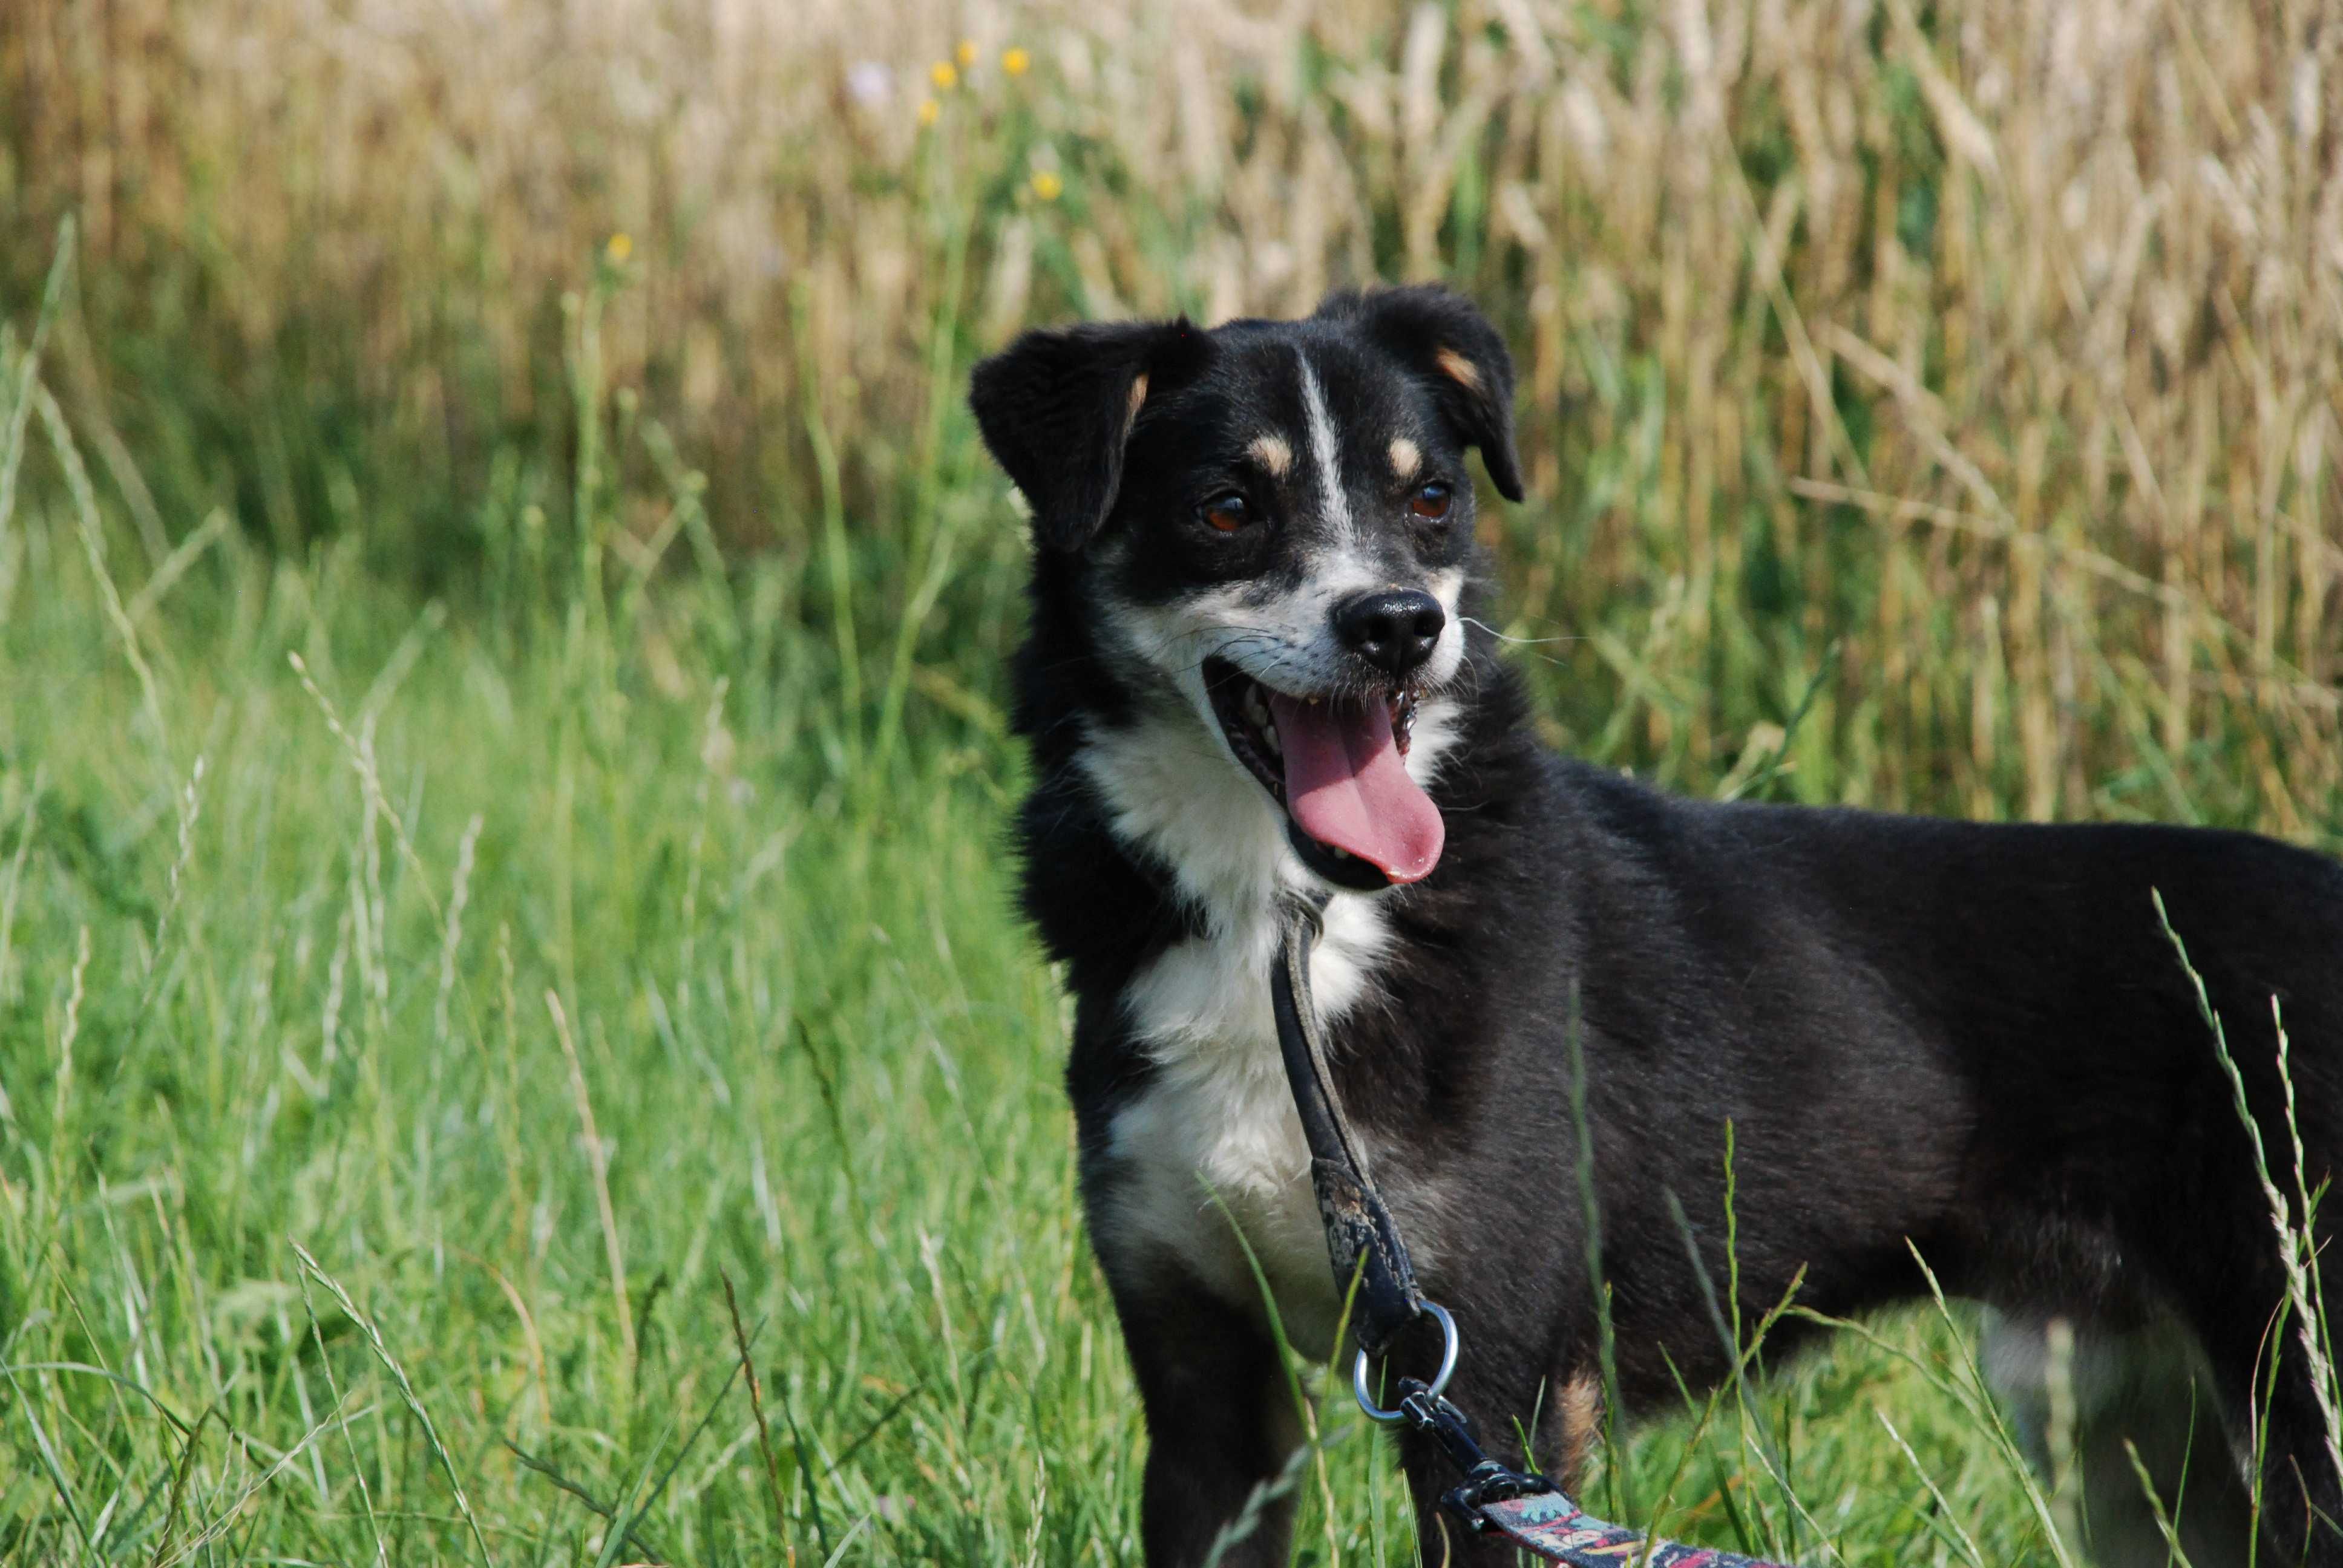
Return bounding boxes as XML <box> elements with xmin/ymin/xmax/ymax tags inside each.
<box><xmin>5</xmin><ymin>258</ymin><xmax>2333</xmax><ymax>1568</ymax></box>
<box><xmin>2</xmin><ymin>1</ymin><xmax>2340</xmax><ymax>1559</ymax></box>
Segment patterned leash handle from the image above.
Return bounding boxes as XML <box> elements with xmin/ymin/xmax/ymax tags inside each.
<box><xmin>1393</xmin><ymin>1377</ymin><xmax>1796</xmax><ymax>1568</ymax></box>
<box><xmin>1474</xmin><ymin>1492</ymin><xmax>1794</xmax><ymax>1567</ymax></box>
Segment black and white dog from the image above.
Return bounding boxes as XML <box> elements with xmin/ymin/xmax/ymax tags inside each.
<box><xmin>969</xmin><ymin>287</ymin><xmax>2343</xmax><ymax>1567</ymax></box>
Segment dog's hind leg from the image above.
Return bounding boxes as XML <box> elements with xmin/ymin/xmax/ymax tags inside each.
<box><xmin>2246</xmin><ymin>1346</ymin><xmax>2343</xmax><ymax>1566</ymax></box>
<box><xmin>1983</xmin><ymin>1308</ymin><xmax>2254</xmax><ymax>1567</ymax></box>
<box><xmin>2172</xmin><ymin>1238</ymin><xmax>2343</xmax><ymax>1566</ymax></box>
<box><xmin>2227</xmin><ymin>1339</ymin><xmax>2343</xmax><ymax>1566</ymax></box>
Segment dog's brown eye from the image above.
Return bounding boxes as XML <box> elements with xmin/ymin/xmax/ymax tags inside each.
<box><xmin>1200</xmin><ymin>494</ymin><xmax>1252</xmax><ymax>533</ymax></box>
<box><xmin>1410</xmin><ymin>482</ymin><xmax>1452</xmax><ymax>520</ymax></box>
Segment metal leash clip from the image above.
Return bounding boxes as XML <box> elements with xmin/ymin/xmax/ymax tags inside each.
<box><xmin>1352</xmin><ymin>1301</ymin><xmax>1555</xmax><ymax>1530</ymax></box>
<box><xmin>1352</xmin><ymin>1300</ymin><xmax>1459</xmax><ymax>1422</ymax></box>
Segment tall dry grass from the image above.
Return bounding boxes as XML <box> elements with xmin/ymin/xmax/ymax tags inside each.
<box><xmin>5</xmin><ymin>0</ymin><xmax>2341</xmax><ymax>828</ymax></box>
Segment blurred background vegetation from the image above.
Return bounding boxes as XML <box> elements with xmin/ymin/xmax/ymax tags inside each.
<box><xmin>4</xmin><ymin>5</ymin><xmax>2342</xmax><ymax>1560</ymax></box>
<box><xmin>7</xmin><ymin>0</ymin><xmax>2339</xmax><ymax>829</ymax></box>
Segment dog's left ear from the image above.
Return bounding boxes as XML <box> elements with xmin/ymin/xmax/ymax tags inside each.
<box><xmin>1321</xmin><ymin>286</ymin><xmax>1523</xmax><ymax>503</ymax></box>
<box><xmin>969</xmin><ymin>316</ymin><xmax>1205</xmax><ymax>551</ymax></box>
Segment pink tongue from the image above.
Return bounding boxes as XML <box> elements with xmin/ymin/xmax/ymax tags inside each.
<box><xmin>1267</xmin><ymin>693</ymin><xmax>1445</xmax><ymax>884</ymax></box>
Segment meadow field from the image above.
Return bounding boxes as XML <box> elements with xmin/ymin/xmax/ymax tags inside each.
<box><xmin>3</xmin><ymin>0</ymin><xmax>2341</xmax><ymax>1562</ymax></box>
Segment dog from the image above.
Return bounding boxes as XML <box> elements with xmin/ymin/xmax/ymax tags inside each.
<box><xmin>968</xmin><ymin>286</ymin><xmax>2343</xmax><ymax>1567</ymax></box>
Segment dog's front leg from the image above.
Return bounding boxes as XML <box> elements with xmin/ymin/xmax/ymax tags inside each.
<box><xmin>1113</xmin><ymin>1280</ymin><xmax>1300</xmax><ymax>1567</ymax></box>
<box><xmin>1386</xmin><ymin>1316</ymin><xmax>1578</xmax><ymax>1568</ymax></box>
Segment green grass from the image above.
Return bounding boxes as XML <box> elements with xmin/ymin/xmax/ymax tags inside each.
<box><xmin>0</xmin><ymin>469</ymin><xmax>2077</xmax><ymax>1568</ymax></box>
<box><xmin>6</xmin><ymin>0</ymin><xmax>2341</xmax><ymax>1544</ymax></box>
<box><xmin>0</xmin><ymin>271</ymin><xmax>2236</xmax><ymax>1567</ymax></box>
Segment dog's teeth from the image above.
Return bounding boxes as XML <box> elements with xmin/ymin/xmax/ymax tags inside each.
<box><xmin>1329</xmin><ymin>846</ymin><xmax>1349</xmax><ymax>860</ymax></box>
<box><xmin>1263</xmin><ymin>726</ymin><xmax>1280</xmax><ymax>756</ymax></box>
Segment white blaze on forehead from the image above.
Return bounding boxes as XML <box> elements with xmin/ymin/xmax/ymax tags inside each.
<box><xmin>1388</xmin><ymin>436</ymin><xmax>1421</xmax><ymax>480</ymax></box>
<box><xmin>1296</xmin><ymin>350</ymin><xmax>1354</xmax><ymax>543</ymax></box>
<box><xmin>1248</xmin><ymin>433</ymin><xmax>1293</xmax><ymax>477</ymax></box>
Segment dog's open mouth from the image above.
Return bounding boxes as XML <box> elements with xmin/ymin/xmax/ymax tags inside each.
<box><xmin>1204</xmin><ymin>657</ymin><xmax>1445</xmax><ymax>889</ymax></box>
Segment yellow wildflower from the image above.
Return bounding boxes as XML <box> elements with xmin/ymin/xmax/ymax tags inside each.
<box><xmin>957</xmin><ymin>39</ymin><xmax>978</xmax><ymax>67</ymax></box>
<box><xmin>930</xmin><ymin>60</ymin><xmax>958</xmax><ymax>91</ymax></box>
<box><xmin>1002</xmin><ymin>46</ymin><xmax>1030</xmax><ymax>76</ymax></box>
<box><xmin>917</xmin><ymin>97</ymin><xmax>940</xmax><ymax>126</ymax></box>
<box><xmin>605</xmin><ymin>232</ymin><xmax>633</xmax><ymax>263</ymax></box>
<box><xmin>1031</xmin><ymin>170</ymin><xmax>1063</xmax><ymax>201</ymax></box>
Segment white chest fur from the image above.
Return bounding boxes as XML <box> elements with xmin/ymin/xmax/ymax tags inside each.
<box><xmin>1070</xmin><ymin>682</ymin><xmax>1466</xmax><ymax>1361</ymax></box>
<box><xmin>1098</xmin><ymin>895</ymin><xmax>1390</xmax><ymax>1360</ymax></box>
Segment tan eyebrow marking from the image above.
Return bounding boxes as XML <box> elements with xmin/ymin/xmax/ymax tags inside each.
<box><xmin>1434</xmin><ymin>346</ymin><xmax>1482</xmax><ymax>391</ymax></box>
<box><xmin>1248</xmin><ymin>433</ymin><xmax>1294</xmax><ymax>477</ymax></box>
<box><xmin>1388</xmin><ymin>436</ymin><xmax>1421</xmax><ymax>480</ymax></box>
<box><xmin>1127</xmin><ymin>373</ymin><xmax>1150</xmax><ymax>417</ymax></box>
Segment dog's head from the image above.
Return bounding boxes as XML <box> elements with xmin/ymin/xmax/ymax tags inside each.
<box><xmin>971</xmin><ymin>286</ymin><xmax>1521</xmax><ymax>893</ymax></box>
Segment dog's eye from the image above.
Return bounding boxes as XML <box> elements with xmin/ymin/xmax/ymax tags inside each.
<box><xmin>1199</xmin><ymin>493</ymin><xmax>1253</xmax><ymax>533</ymax></box>
<box><xmin>1409</xmin><ymin>482</ymin><xmax>1452</xmax><ymax>521</ymax></box>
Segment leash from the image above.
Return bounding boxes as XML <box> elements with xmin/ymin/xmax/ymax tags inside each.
<box><xmin>1271</xmin><ymin>895</ymin><xmax>1794</xmax><ymax>1566</ymax></box>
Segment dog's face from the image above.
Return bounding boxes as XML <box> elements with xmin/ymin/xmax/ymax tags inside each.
<box><xmin>972</xmin><ymin>287</ymin><xmax>1521</xmax><ymax>896</ymax></box>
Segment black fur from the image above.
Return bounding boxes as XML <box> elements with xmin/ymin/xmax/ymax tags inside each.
<box><xmin>971</xmin><ymin>286</ymin><xmax>2343</xmax><ymax>1566</ymax></box>
<box><xmin>1317</xmin><ymin>286</ymin><xmax>1525</xmax><ymax>501</ymax></box>
<box><xmin>969</xmin><ymin>316</ymin><xmax>1211</xmax><ymax>551</ymax></box>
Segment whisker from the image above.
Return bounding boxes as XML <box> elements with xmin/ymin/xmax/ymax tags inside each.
<box><xmin>1459</xmin><ymin>615</ymin><xmax>1582</xmax><ymax>647</ymax></box>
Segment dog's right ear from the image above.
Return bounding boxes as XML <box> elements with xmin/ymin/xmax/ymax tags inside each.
<box><xmin>1317</xmin><ymin>285</ymin><xmax>1523</xmax><ymax>503</ymax></box>
<box><xmin>969</xmin><ymin>317</ymin><xmax>1204</xmax><ymax>551</ymax></box>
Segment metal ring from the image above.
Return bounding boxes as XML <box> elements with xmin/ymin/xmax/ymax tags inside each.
<box><xmin>1352</xmin><ymin>1301</ymin><xmax>1459</xmax><ymax>1424</ymax></box>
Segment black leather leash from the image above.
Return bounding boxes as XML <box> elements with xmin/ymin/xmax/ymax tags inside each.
<box><xmin>1270</xmin><ymin>895</ymin><xmax>1793</xmax><ymax>1565</ymax></box>
<box><xmin>1268</xmin><ymin>893</ymin><xmax>1425</xmax><ymax>1357</ymax></box>
<box><xmin>1269</xmin><ymin>896</ymin><xmax>1552</xmax><ymax>1516</ymax></box>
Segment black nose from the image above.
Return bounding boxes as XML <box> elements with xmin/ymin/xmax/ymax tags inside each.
<box><xmin>1333</xmin><ymin>589</ymin><xmax>1445</xmax><ymax>679</ymax></box>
